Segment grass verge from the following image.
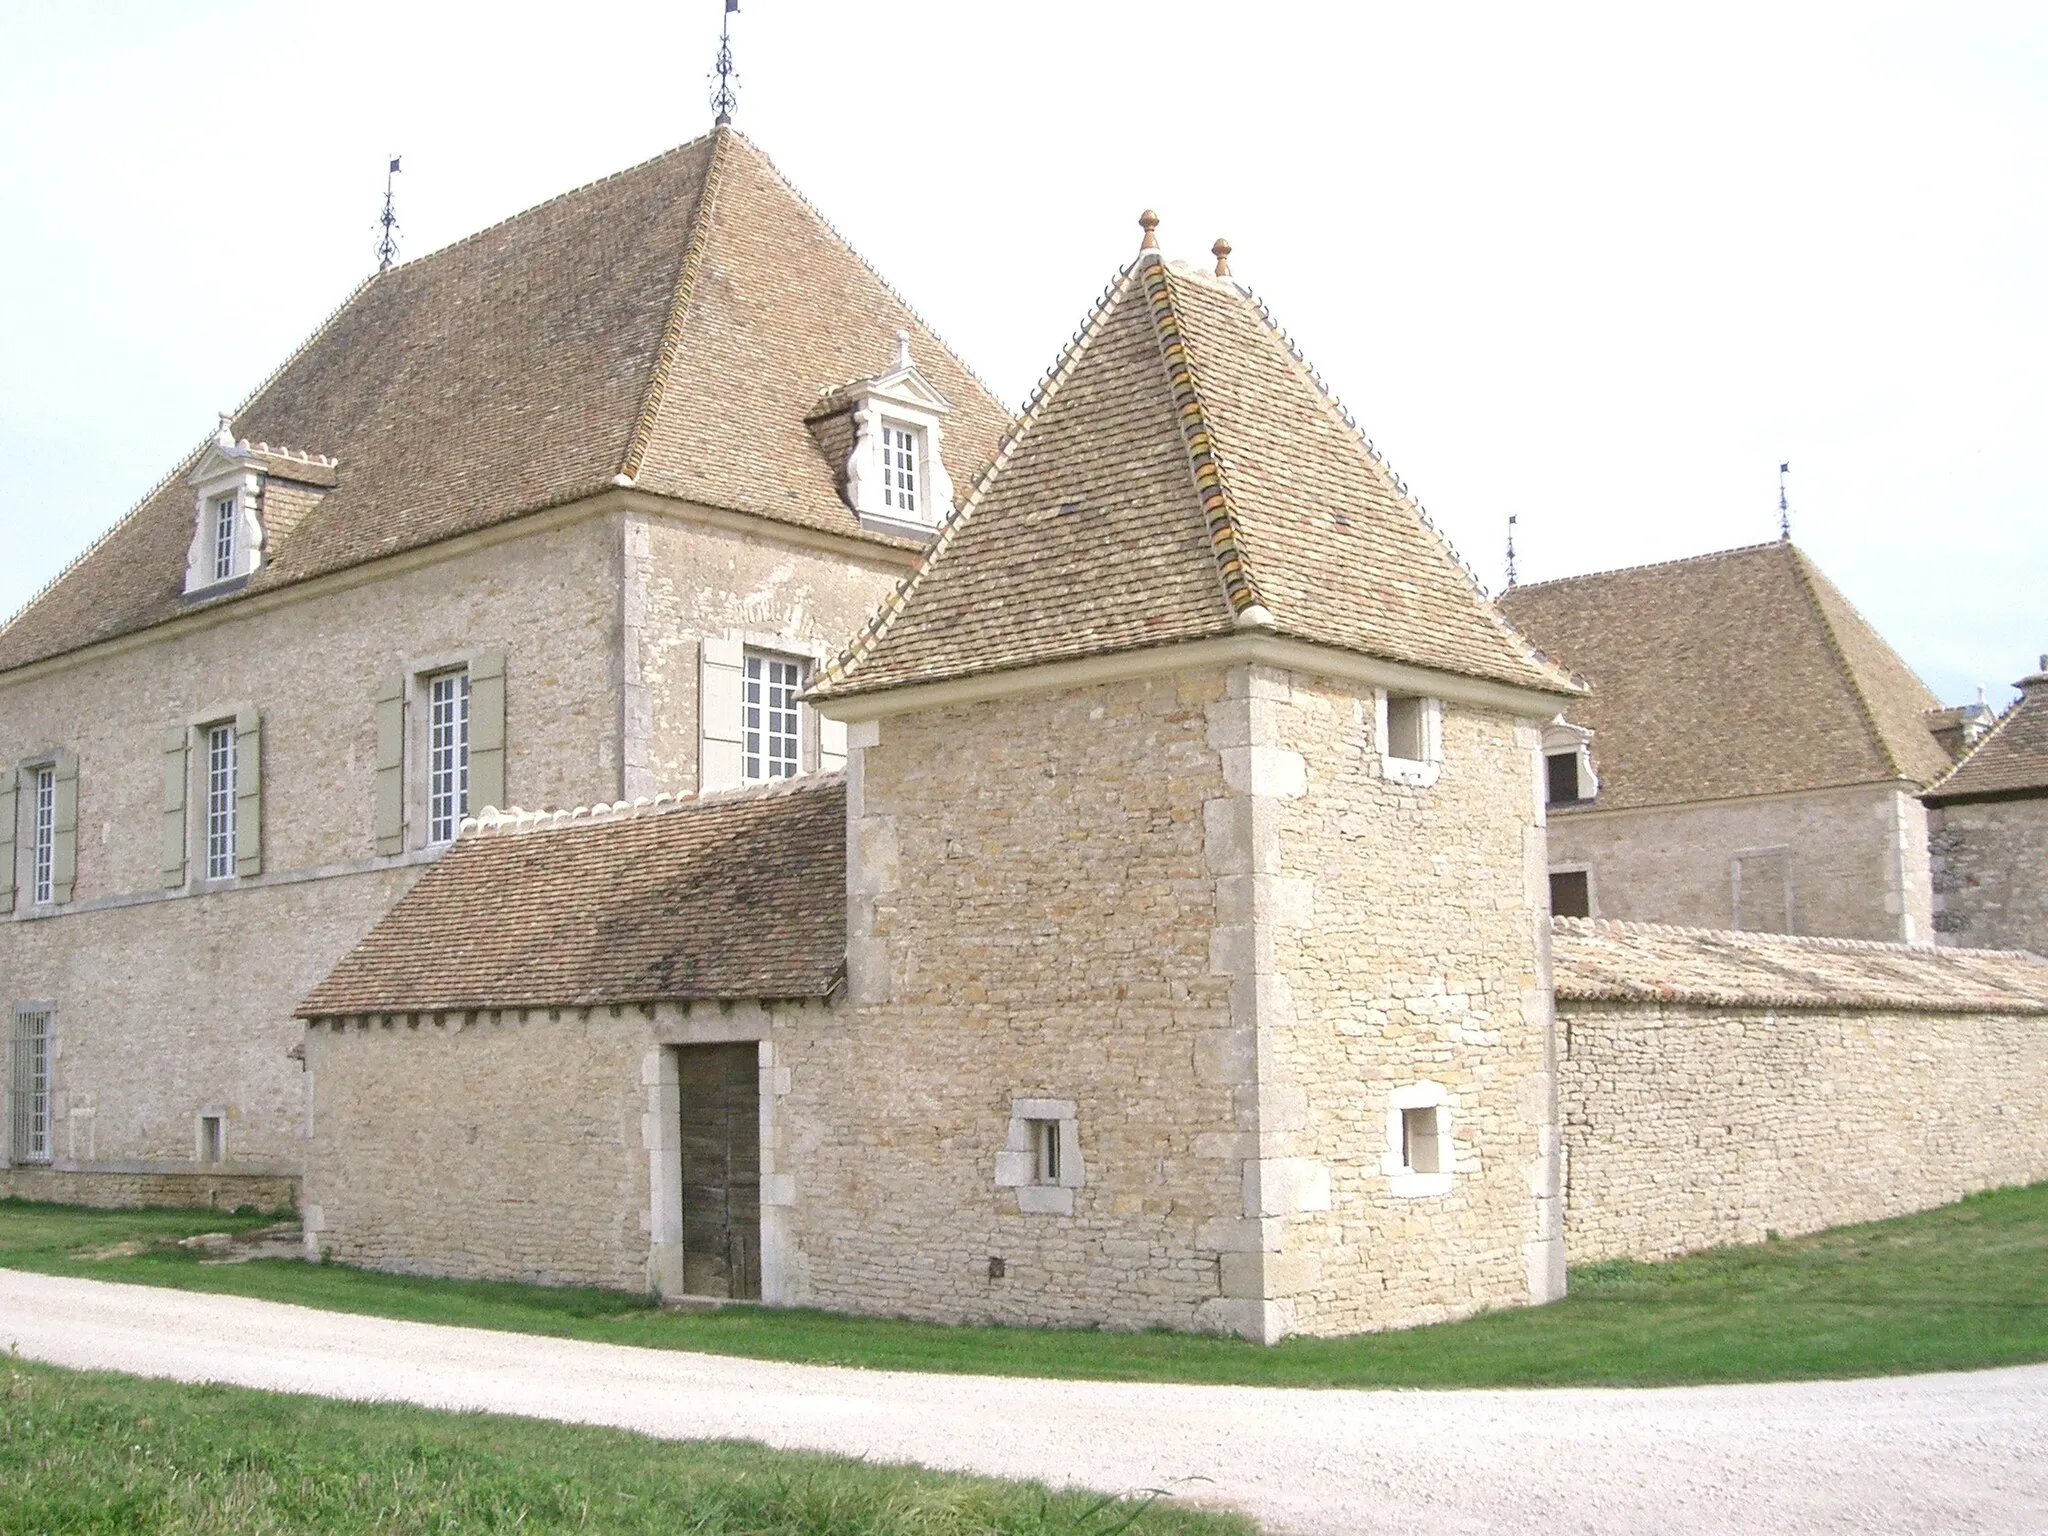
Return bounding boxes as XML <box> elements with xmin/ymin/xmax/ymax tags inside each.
<box><xmin>0</xmin><ymin>1356</ymin><xmax>1248</xmax><ymax>1535</ymax></box>
<box><xmin>3</xmin><ymin>1183</ymin><xmax>2046</xmax><ymax>1389</ymax></box>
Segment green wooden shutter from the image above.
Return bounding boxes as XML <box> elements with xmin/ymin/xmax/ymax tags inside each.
<box><xmin>234</xmin><ymin>709</ymin><xmax>262</xmax><ymax>878</ymax></box>
<box><xmin>160</xmin><ymin>729</ymin><xmax>189</xmax><ymax>888</ymax></box>
<box><xmin>468</xmin><ymin>651</ymin><xmax>506</xmax><ymax>816</ymax></box>
<box><xmin>0</xmin><ymin>768</ymin><xmax>17</xmax><ymax>915</ymax></box>
<box><xmin>49</xmin><ymin>752</ymin><xmax>78</xmax><ymax>904</ymax></box>
<box><xmin>374</xmin><ymin>677</ymin><xmax>405</xmax><ymax>855</ymax></box>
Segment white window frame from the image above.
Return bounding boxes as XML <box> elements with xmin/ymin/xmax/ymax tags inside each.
<box><xmin>1376</xmin><ymin>690</ymin><xmax>1443</xmax><ymax>788</ymax></box>
<box><xmin>426</xmin><ymin>669</ymin><xmax>472</xmax><ymax>845</ymax></box>
<box><xmin>995</xmin><ymin>1098</ymin><xmax>1085</xmax><ymax>1215</ymax></box>
<box><xmin>211</xmin><ymin>493</ymin><xmax>238</xmax><ymax>583</ymax></box>
<box><xmin>1541</xmin><ymin>720</ymin><xmax>1598</xmax><ymax>807</ymax></box>
<box><xmin>842</xmin><ymin>334</ymin><xmax>956</xmax><ymax>538</ymax></box>
<box><xmin>1383</xmin><ymin>1081</ymin><xmax>1456</xmax><ymax>1198</ymax></box>
<box><xmin>30</xmin><ymin>764</ymin><xmax>56</xmax><ymax>907</ymax></box>
<box><xmin>878</xmin><ymin>421</ymin><xmax>921</xmax><ymax>517</ymax></box>
<box><xmin>8</xmin><ymin>1004</ymin><xmax>53</xmax><ymax>1167</ymax></box>
<box><xmin>203</xmin><ymin>722</ymin><xmax>237</xmax><ymax>881</ymax></box>
<box><xmin>742</xmin><ymin>651</ymin><xmax>806</xmax><ymax>784</ymax></box>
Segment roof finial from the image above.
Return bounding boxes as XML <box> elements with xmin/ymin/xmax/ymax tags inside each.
<box><xmin>1778</xmin><ymin>460</ymin><xmax>1792</xmax><ymax>542</ymax></box>
<box><xmin>1138</xmin><ymin>209</ymin><xmax>1160</xmax><ymax>251</ymax></box>
<box><xmin>710</xmin><ymin>0</ymin><xmax>740</xmax><ymax>127</ymax></box>
<box><xmin>375</xmin><ymin>155</ymin><xmax>401</xmax><ymax>272</ymax></box>
<box><xmin>1211</xmin><ymin>237</ymin><xmax>1232</xmax><ymax>276</ymax></box>
<box><xmin>894</xmin><ymin>328</ymin><xmax>913</xmax><ymax>371</ymax></box>
<box><xmin>1505</xmin><ymin>513</ymin><xmax>1518</xmax><ymax>589</ymax></box>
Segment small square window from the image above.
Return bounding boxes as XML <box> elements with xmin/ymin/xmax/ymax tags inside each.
<box><xmin>1545</xmin><ymin>751</ymin><xmax>1581</xmax><ymax>804</ymax></box>
<box><xmin>1028</xmin><ymin>1119</ymin><xmax>1061</xmax><ymax>1185</ymax></box>
<box><xmin>1549</xmin><ymin>869</ymin><xmax>1591</xmax><ymax>918</ymax></box>
<box><xmin>1385</xmin><ymin>695</ymin><xmax>1426</xmax><ymax>761</ymax></box>
<box><xmin>198</xmin><ymin>1114</ymin><xmax>224</xmax><ymax>1165</ymax></box>
<box><xmin>1400</xmin><ymin>1106</ymin><xmax>1441</xmax><ymax>1174</ymax></box>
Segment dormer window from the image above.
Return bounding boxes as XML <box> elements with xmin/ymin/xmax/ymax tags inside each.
<box><xmin>182</xmin><ymin>417</ymin><xmax>337</xmax><ymax>596</ymax></box>
<box><xmin>821</xmin><ymin>330</ymin><xmax>956</xmax><ymax>539</ymax></box>
<box><xmin>880</xmin><ymin>423</ymin><xmax>921</xmax><ymax>516</ymax></box>
<box><xmin>1542</xmin><ymin>719</ymin><xmax>1598</xmax><ymax>807</ymax></box>
<box><xmin>211</xmin><ymin>495</ymin><xmax>239</xmax><ymax>584</ymax></box>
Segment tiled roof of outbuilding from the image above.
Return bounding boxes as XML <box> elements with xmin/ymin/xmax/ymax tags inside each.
<box><xmin>297</xmin><ymin>776</ymin><xmax>846</xmax><ymax>1016</ymax></box>
<box><xmin>1551</xmin><ymin>917</ymin><xmax>2048</xmax><ymax>1013</ymax></box>
<box><xmin>1923</xmin><ymin>665</ymin><xmax>2048</xmax><ymax>803</ymax></box>
<box><xmin>1498</xmin><ymin>542</ymin><xmax>1954</xmax><ymax>811</ymax></box>
<box><xmin>0</xmin><ymin>129</ymin><xmax>1009</xmax><ymax>675</ymax></box>
<box><xmin>812</xmin><ymin>240</ymin><xmax>1577</xmax><ymax>701</ymax></box>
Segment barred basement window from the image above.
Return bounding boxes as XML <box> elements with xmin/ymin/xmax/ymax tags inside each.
<box><xmin>9</xmin><ymin>1006</ymin><xmax>51</xmax><ymax>1166</ymax></box>
<box><xmin>211</xmin><ymin>494</ymin><xmax>237</xmax><ymax>583</ymax></box>
<box><xmin>31</xmin><ymin>765</ymin><xmax>55</xmax><ymax>906</ymax></box>
<box><xmin>204</xmin><ymin>724</ymin><xmax>237</xmax><ymax>881</ymax></box>
<box><xmin>879</xmin><ymin>423</ymin><xmax>920</xmax><ymax>516</ymax></box>
<box><xmin>1028</xmin><ymin>1118</ymin><xmax>1061</xmax><ymax>1185</ymax></box>
<box><xmin>742</xmin><ymin>652</ymin><xmax>803</xmax><ymax>782</ymax></box>
<box><xmin>427</xmin><ymin>670</ymin><xmax>471</xmax><ymax>844</ymax></box>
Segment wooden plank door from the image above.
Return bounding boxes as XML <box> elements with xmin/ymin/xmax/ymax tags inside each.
<box><xmin>677</xmin><ymin>1042</ymin><xmax>762</xmax><ymax>1299</ymax></box>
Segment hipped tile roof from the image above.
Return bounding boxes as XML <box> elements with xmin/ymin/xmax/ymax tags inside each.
<box><xmin>297</xmin><ymin>776</ymin><xmax>846</xmax><ymax>1015</ymax></box>
<box><xmin>1551</xmin><ymin>917</ymin><xmax>2048</xmax><ymax>1013</ymax></box>
<box><xmin>1498</xmin><ymin>542</ymin><xmax>1954</xmax><ymax>811</ymax></box>
<box><xmin>813</xmin><ymin>248</ymin><xmax>1576</xmax><ymax>701</ymax></box>
<box><xmin>1923</xmin><ymin>666</ymin><xmax>2048</xmax><ymax>803</ymax></box>
<box><xmin>0</xmin><ymin>129</ymin><xmax>1009</xmax><ymax>675</ymax></box>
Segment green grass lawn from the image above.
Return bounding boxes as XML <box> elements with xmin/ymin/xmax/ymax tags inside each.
<box><xmin>0</xmin><ymin>1356</ymin><xmax>1248</xmax><ymax>1535</ymax></box>
<box><xmin>4</xmin><ymin>1182</ymin><xmax>2046</xmax><ymax>1389</ymax></box>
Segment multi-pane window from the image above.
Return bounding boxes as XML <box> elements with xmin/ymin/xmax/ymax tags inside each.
<box><xmin>204</xmin><ymin>724</ymin><xmax>237</xmax><ymax>880</ymax></box>
<box><xmin>30</xmin><ymin>766</ymin><xmax>55</xmax><ymax>906</ymax></box>
<box><xmin>8</xmin><ymin>1007</ymin><xmax>51</xmax><ymax>1166</ymax></box>
<box><xmin>212</xmin><ymin>495</ymin><xmax>237</xmax><ymax>583</ymax></box>
<box><xmin>880</xmin><ymin>423</ymin><xmax>919</xmax><ymax>515</ymax></box>
<box><xmin>742</xmin><ymin>653</ymin><xmax>803</xmax><ymax>782</ymax></box>
<box><xmin>427</xmin><ymin>670</ymin><xmax>471</xmax><ymax>844</ymax></box>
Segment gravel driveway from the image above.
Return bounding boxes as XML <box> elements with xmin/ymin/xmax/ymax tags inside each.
<box><xmin>4</xmin><ymin>1269</ymin><xmax>2044</xmax><ymax>1534</ymax></box>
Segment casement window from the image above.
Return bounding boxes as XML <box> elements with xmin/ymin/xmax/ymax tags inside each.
<box><xmin>211</xmin><ymin>495</ymin><xmax>238</xmax><ymax>583</ymax></box>
<box><xmin>31</xmin><ymin>766</ymin><xmax>55</xmax><ymax>906</ymax></box>
<box><xmin>203</xmin><ymin>724</ymin><xmax>237</xmax><ymax>880</ymax></box>
<box><xmin>427</xmin><ymin>670</ymin><xmax>472</xmax><ymax>844</ymax></box>
<box><xmin>742</xmin><ymin>652</ymin><xmax>804</xmax><ymax>783</ymax></box>
<box><xmin>879</xmin><ymin>423</ymin><xmax>920</xmax><ymax>517</ymax></box>
<box><xmin>1384</xmin><ymin>1082</ymin><xmax>1455</xmax><ymax>1197</ymax></box>
<box><xmin>8</xmin><ymin>1005</ymin><xmax>52</xmax><ymax>1166</ymax></box>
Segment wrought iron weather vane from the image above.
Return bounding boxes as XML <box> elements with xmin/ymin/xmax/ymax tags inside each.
<box><xmin>1778</xmin><ymin>461</ymin><xmax>1792</xmax><ymax>542</ymax></box>
<box><xmin>1505</xmin><ymin>514</ymin><xmax>1519</xmax><ymax>589</ymax></box>
<box><xmin>376</xmin><ymin>156</ymin><xmax>402</xmax><ymax>271</ymax></box>
<box><xmin>711</xmin><ymin>0</ymin><xmax>740</xmax><ymax>126</ymax></box>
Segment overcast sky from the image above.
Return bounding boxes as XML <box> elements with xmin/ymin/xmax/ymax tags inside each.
<box><xmin>2</xmin><ymin>2</ymin><xmax>2042</xmax><ymax>704</ymax></box>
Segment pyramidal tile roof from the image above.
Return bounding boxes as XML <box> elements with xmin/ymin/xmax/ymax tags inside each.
<box><xmin>1923</xmin><ymin>661</ymin><xmax>2048</xmax><ymax>803</ymax></box>
<box><xmin>0</xmin><ymin>128</ymin><xmax>1010</xmax><ymax>674</ymax></box>
<box><xmin>1498</xmin><ymin>541</ymin><xmax>1956</xmax><ymax>811</ymax></box>
<box><xmin>813</xmin><ymin>235</ymin><xmax>1577</xmax><ymax>701</ymax></box>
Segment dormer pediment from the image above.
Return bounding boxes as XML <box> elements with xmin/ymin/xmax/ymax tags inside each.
<box><xmin>182</xmin><ymin>417</ymin><xmax>338</xmax><ymax>597</ymax></box>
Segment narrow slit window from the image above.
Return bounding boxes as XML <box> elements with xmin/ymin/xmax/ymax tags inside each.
<box><xmin>199</xmin><ymin>1114</ymin><xmax>224</xmax><ymax>1164</ymax></box>
<box><xmin>1385</xmin><ymin>694</ymin><xmax>1426</xmax><ymax>761</ymax></box>
<box><xmin>1029</xmin><ymin>1119</ymin><xmax>1061</xmax><ymax>1185</ymax></box>
<box><xmin>204</xmin><ymin>724</ymin><xmax>237</xmax><ymax>880</ymax></box>
<box><xmin>880</xmin><ymin>423</ymin><xmax>919</xmax><ymax>515</ymax></box>
<box><xmin>1400</xmin><ymin>1106</ymin><xmax>1441</xmax><ymax>1175</ymax></box>
<box><xmin>31</xmin><ymin>765</ymin><xmax>55</xmax><ymax>906</ymax></box>
<box><xmin>9</xmin><ymin>1008</ymin><xmax>51</xmax><ymax>1165</ymax></box>
<box><xmin>742</xmin><ymin>653</ymin><xmax>804</xmax><ymax>782</ymax></box>
<box><xmin>428</xmin><ymin>670</ymin><xmax>471</xmax><ymax>844</ymax></box>
<box><xmin>212</xmin><ymin>495</ymin><xmax>237</xmax><ymax>582</ymax></box>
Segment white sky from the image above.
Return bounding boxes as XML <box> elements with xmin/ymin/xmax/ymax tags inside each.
<box><xmin>2</xmin><ymin>2</ymin><xmax>2043</xmax><ymax>705</ymax></box>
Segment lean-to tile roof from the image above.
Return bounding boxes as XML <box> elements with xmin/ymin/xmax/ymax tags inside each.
<box><xmin>1923</xmin><ymin>665</ymin><xmax>2048</xmax><ymax>803</ymax></box>
<box><xmin>0</xmin><ymin>129</ymin><xmax>1009</xmax><ymax>675</ymax></box>
<box><xmin>813</xmin><ymin>245</ymin><xmax>1575</xmax><ymax>701</ymax></box>
<box><xmin>1551</xmin><ymin>917</ymin><xmax>2048</xmax><ymax>1013</ymax></box>
<box><xmin>1497</xmin><ymin>542</ymin><xmax>1954</xmax><ymax>811</ymax></box>
<box><xmin>298</xmin><ymin>776</ymin><xmax>846</xmax><ymax>1016</ymax></box>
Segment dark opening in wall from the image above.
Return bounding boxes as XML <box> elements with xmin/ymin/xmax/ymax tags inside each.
<box><xmin>1546</xmin><ymin>751</ymin><xmax>1581</xmax><ymax>804</ymax></box>
<box><xmin>1550</xmin><ymin>869</ymin><xmax>1591</xmax><ymax>918</ymax></box>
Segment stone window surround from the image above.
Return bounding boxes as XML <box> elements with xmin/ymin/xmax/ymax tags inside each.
<box><xmin>1541</xmin><ymin>720</ymin><xmax>1598</xmax><ymax>806</ymax></box>
<box><xmin>1548</xmin><ymin>861</ymin><xmax>1597</xmax><ymax>919</ymax></box>
<box><xmin>194</xmin><ymin>1106</ymin><xmax>227</xmax><ymax>1165</ymax></box>
<box><xmin>994</xmin><ymin>1097</ymin><xmax>1086</xmax><ymax>1214</ymax></box>
<box><xmin>183</xmin><ymin>456</ymin><xmax>266</xmax><ymax>596</ymax></box>
<box><xmin>841</xmin><ymin>333</ymin><xmax>956</xmax><ymax>540</ymax></box>
<box><xmin>1375</xmin><ymin>689</ymin><xmax>1444</xmax><ymax>788</ymax></box>
<box><xmin>1382</xmin><ymin>1080</ymin><xmax>1457</xmax><ymax>1198</ymax></box>
<box><xmin>179</xmin><ymin>701</ymin><xmax>257</xmax><ymax>892</ymax></box>
<box><xmin>7</xmin><ymin>1000</ymin><xmax>56</xmax><ymax>1168</ymax></box>
<box><xmin>1731</xmin><ymin>843</ymin><xmax>1795</xmax><ymax>934</ymax></box>
<box><xmin>402</xmin><ymin>651</ymin><xmax>483</xmax><ymax>851</ymax></box>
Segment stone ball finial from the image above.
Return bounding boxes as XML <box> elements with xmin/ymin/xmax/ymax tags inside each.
<box><xmin>1138</xmin><ymin>209</ymin><xmax>1160</xmax><ymax>250</ymax></box>
<box><xmin>894</xmin><ymin>327</ymin><xmax>913</xmax><ymax>370</ymax></box>
<box><xmin>1212</xmin><ymin>237</ymin><xmax>1232</xmax><ymax>276</ymax></box>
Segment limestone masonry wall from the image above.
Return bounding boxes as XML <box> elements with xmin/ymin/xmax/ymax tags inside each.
<box><xmin>0</xmin><ymin>1167</ymin><xmax>295</xmax><ymax>1212</ymax></box>
<box><xmin>1559</xmin><ymin>998</ymin><xmax>2048</xmax><ymax>1262</ymax></box>
<box><xmin>304</xmin><ymin>1010</ymin><xmax>654</xmax><ymax>1289</ymax></box>
<box><xmin>1930</xmin><ymin>797</ymin><xmax>2048</xmax><ymax>955</ymax></box>
<box><xmin>1548</xmin><ymin>782</ymin><xmax>1929</xmax><ymax>943</ymax></box>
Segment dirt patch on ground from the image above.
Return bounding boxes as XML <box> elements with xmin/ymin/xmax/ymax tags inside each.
<box><xmin>72</xmin><ymin>1222</ymin><xmax>303</xmax><ymax>1267</ymax></box>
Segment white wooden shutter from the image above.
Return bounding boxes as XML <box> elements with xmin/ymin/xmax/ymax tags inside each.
<box><xmin>374</xmin><ymin>677</ymin><xmax>406</xmax><ymax>855</ymax></box>
<box><xmin>0</xmin><ymin>769</ymin><xmax>17</xmax><ymax>915</ymax></box>
<box><xmin>160</xmin><ymin>729</ymin><xmax>189</xmax><ymax>888</ymax></box>
<box><xmin>49</xmin><ymin>752</ymin><xmax>78</xmax><ymax>904</ymax></box>
<box><xmin>699</xmin><ymin>637</ymin><xmax>745</xmax><ymax>792</ymax></box>
<box><xmin>468</xmin><ymin>651</ymin><xmax>506</xmax><ymax>815</ymax></box>
<box><xmin>234</xmin><ymin>709</ymin><xmax>262</xmax><ymax>878</ymax></box>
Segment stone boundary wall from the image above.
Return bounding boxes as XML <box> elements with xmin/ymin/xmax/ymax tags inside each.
<box><xmin>0</xmin><ymin>1168</ymin><xmax>296</xmax><ymax>1212</ymax></box>
<box><xmin>1559</xmin><ymin>998</ymin><xmax>2048</xmax><ymax>1262</ymax></box>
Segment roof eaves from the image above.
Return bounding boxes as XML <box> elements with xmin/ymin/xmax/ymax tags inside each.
<box><xmin>809</xmin><ymin>260</ymin><xmax>1143</xmax><ymax>699</ymax></box>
